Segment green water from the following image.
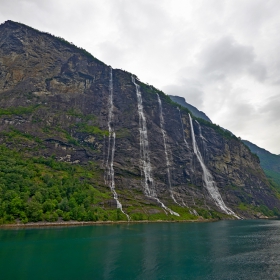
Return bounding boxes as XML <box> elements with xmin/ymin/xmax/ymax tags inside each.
<box><xmin>1</xmin><ymin>220</ymin><xmax>280</xmax><ymax>279</ymax></box>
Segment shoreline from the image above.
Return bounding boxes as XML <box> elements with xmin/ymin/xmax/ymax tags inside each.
<box><xmin>0</xmin><ymin>218</ymin><xmax>219</xmax><ymax>229</ymax></box>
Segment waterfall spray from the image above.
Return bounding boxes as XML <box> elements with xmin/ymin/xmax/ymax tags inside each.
<box><xmin>195</xmin><ymin>120</ymin><xmax>207</xmax><ymax>159</ymax></box>
<box><xmin>157</xmin><ymin>94</ymin><xmax>181</xmax><ymax>205</ymax></box>
<box><xmin>105</xmin><ymin>67</ymin><xmax>130</xmax><ymax>220</ymax></box>
<box><xmin>189</xmin><ymin>114</ymin><xmax>240</xmax><ymax>219</ymax></box>
<box><xmin>132</xmin><ymin>76</ymin><xmax>179</xmax><ymax>216</ymax></box>
<box><xmin>177</xmin><ymin>107</ymin><xmax>189</xmax><ymax>149</ymax></box>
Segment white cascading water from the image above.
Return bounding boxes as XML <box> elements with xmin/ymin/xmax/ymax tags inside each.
<box><xmin>195</xmin><ymin>120</ymin><xmax>207</xmax><ymax>159</ymax></box>
<box><xmin>157</xmin><ymin>93</ymin><xmax>180</xmax><ymax>205</ymax></box>
<box><xmin>188</xmin><ymin>114</ymin><xmax>240</xmax><ymax>219</ymax></box>
<box><xmin>195</xmin><ymin>120</ymin><xmax>207</xmax><ymax>142</ymax></box>
<box><xmin>177</xmin><ymin>107</ymin><xmax>189</xmax><ymax>149</ymax></box>
<box><xmin>106</xmin><ymin>67</ymin><xmax>130</xmax><ymax>221</ymax></box>
<box><xmin>132</xmin><ymin>76</ymin><xmax>179</xmax><ymax>216</ymax></box>
<box><xmin>175</xmin><ymin>108</ymin><xmax>191</xmax><ymax>207</ymax></box>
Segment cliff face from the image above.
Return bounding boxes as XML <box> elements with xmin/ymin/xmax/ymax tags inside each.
<box><xmin>0</xmin><ymin>20</ymin><xmax>279</xmax><ymax>221</ymax></box>
<box><xmin>243</xmin><ymin>140</ymin><xmax>280</xmax><ymax>188</ymax></box>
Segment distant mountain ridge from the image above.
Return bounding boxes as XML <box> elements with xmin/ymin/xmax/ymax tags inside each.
<box><xmin>170</xmin><ymin>95</ymin><xmax>280</xmax><ymax>190</ymax></box>
<box><xmin>169</xmin><ymin>95</ymin><xmax>212</xmax><ymax>122</ymax></box>
<box><xmin>242</xmin><ymin>140</ymin><xmax>280</xmax><ymax>188</ymax></box>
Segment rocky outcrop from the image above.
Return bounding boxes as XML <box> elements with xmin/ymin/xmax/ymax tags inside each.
<box><xmin>0</xmin><ymin>20</ymin><xmax>279</xmax><ymax>219</ymax></box>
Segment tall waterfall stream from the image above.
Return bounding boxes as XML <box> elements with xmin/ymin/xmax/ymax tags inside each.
<box><xmin>189</xmin><ymin>114</ymin><xmax>240</xmax><ymax>219</ymax></box>
<box><xmin>132</xmin><ymin>76</ymin><xmax>179</xmax><ymax>216</ymax></box>
<box><xmin>157</xmin><ymin>94</ymin><xmax>182</xmax><ymax>206</ymax></box>
<box><xmin>105</xmin><ymin>67</ymin><xmax>130</xmax><ymax>220</ymax></box>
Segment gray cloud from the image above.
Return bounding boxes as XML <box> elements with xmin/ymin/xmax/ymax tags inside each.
<box><xmin>261</xmin><ymin>95</ymin><xmax>280</xmax><ymax>121</ymax></box>
<box><xmin>198</xmin><ymin>36</ymin><xmax>267</xmax><ymax>82</ymax></box>
<box><xmin>163</xmin><ymin>79</ymin><xmax>204</xmax><ymax>109</ymax></box>
<box><xmin>226</xmin><ymin>0</ymin><xmax>280</xmax><ymax>38</ymax></box>
<box><xmin>97</xmin><ymin>41</ymin><xmax>129</xmax><ymax>67</ymax></box>
<box><xmin>105</xmin><ymin>0</ymin><xmax>172</xmax><ymax>52</ymax></box>
<box><xmin>248</xmin><ymin>62</ymin><xmax>267</xmax><ymax>82</ymax></box>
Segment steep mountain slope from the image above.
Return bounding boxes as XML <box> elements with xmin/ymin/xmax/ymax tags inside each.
<box><xmin>169</xmin><ymin>96</ymin><xmax>280</xmax><ymax>193</ymax></box>
<box><xmin>243</xmin><ymin>140</ymin><xmax>280</xmax><ymax>188</ymax></box>
<box><xmin>169</xmin><ymin>95</ymin><xmax>212</xmax><ymax>122</ymax></box>
<box><xmin>0</xmin><ymin>20</ymin><xmax>279</xmax><ymax>224</ymax></box>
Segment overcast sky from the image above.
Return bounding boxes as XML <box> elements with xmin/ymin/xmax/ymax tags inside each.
<box><xmin>1</xmin><ymin>0</ymin><xmax>280</xmax><ymax>154</ymax></box>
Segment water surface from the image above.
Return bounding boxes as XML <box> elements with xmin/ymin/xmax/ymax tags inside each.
<box><xmin>1</xmin><ymin>220</ymin><xmax>280</xmax><ymax>279</ymax></box>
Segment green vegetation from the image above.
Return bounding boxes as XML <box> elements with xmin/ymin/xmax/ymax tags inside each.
<box><xmin>243</xmin><ymin>140</ymin><xmax>280</xmax><ymax>189</ymax></box>
<box><xmin>76</xmin><ymin>123</ymin><xmax>108</xmax><ymax>137</ymax></box>
<box><xmin>67</xmin><ymin>110</ymin><xmax>107</xmax><ymax>137</ymax></box>
<box><xmin>0</xmin><ymin>105</ymin><xmax>40</xmax><ymax>116</ymax></box>
<box><xmin>138</xmin><ymin>80</ymin><xmax>187</xmax><ymax>108</ymax></box>
<box><xmin>238</xmin><ymin>202</ymin><xmax>280</xmax><ymax>217</ymax></box>
<box><xmin>0</xmin><ymin>141</ymin><xmax>231</xmax><ymax>224</ymax></box>
<box><xmin>266</xmin><ymin>170</ymin><xmax>280</xmax><ymax>189</ymax></box>
<box><xmin>0</xmin><ymin>144</ymin><xmax>203</xmax><ymax>224</ymax></box>
<box><xmin>0</xmin><ymin>145</ymin><xmax>121</xmax><ymax>224</ymax></box>
<box><xmin>0</xmin><ymin>138</ymin><xmax>257</xmax><ymax>224</ymax></box>
<box><xmin>1</xmin><ymin>128</ymin><xmax>42</xmax><ymax>145</ymax></box>
<box><xmin>194</xmin><ymin>117</ymin><xmax>239</xmax><ymax>140</ymax></box>
<box><xmin>194</xmin><ymin>208</ymin><xmax>228</xmax><ymax>220</ymax></box>
<box><xmin>55</xmin><ymin>36</ymin><xmax>103</xmax><ymax>62</ymax></box>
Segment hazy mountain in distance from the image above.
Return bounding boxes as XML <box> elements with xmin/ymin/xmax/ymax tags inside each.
<box><xmin>243</xmin><ymin>140</ymin><xmax>280</xmax><ymax>188</ymax></box>
<box><xmin>169</xmin><ymin>95</ymin><xmax>212</xmax><ymax>123</ymax></box>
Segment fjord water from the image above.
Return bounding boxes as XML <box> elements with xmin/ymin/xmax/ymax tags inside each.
<box><xmin>1</xmin><ymin>220</ymin><xmax>280</xmax><ymax>279</ymax></box>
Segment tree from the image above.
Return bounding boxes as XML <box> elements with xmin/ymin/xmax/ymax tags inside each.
<box><xmin>27</xmin><ymin>200</ymin><xmax>43</xmax><ymax>222</ymax></box>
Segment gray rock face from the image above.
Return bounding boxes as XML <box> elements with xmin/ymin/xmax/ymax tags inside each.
<box><xmin>0</xmin><ymin>20</ymin><xmax>279</xmax><ymax>219</ymax></box>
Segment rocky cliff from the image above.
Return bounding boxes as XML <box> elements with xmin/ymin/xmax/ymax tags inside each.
<box><xmin>243</xmin><ymin>140</ymin><xmax>280</xmax><ymax>188</ymax></box>
<box><xmin>0</xmin><ymin>20</ymin><xmax>279</xmax><ymax>223</ymax></box>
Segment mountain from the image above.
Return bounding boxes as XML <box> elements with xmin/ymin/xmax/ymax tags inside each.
<box><xmin>170</xmin><ymin>95</ymin><xmax>280</xmax><ymax>207</ymax></box>
<box><xmin>243</xmin><ymin>140</ymin><xmax>280</xmax><ymax>188</ymax></box>
<box><xmin>0</xmin><ymin>20</ymin><xmax>279</xmax><ymax>224</ymax></box>
<box><xmin>171</xmin><ymin>95</ymin><xmax>240</xmax><ymax>138</ymax></box>
<box><xmin>169</xmin><ymin>95</ymin><xmax>212</xmax><ymax>122</ymax></box>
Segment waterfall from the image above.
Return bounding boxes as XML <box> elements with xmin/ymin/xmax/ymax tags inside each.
<box><xmin>157</xmin><ymin>93</ymin><xmax>180</xmax><ymax>205</ymax></box>
<box><xmin>132</xmin><ymin>76</ymin><xmax>179</xmax><ymax>216</ymax></box>
<box><xmin>195</xmin><ymin>120</ymin><xmax>207</xmax><ymax>159</ymax></box>
<box><xmin>188</xmin><ymin>114</ymin><xmax>240</xmax><ymax>219</ymax></box>
<box><xmin>131</xmin><ymin>75</ymin><xmax>155</xmax><ymax>197</ymax></box>
<box><xmin>177</xmin><ymin>107</ymin><xmax>189</xmax><ymax>149</ymax></box>
<box><xmin>176</xmin><ymin>107</ymin><xmax>192</xmax><ymax>207</ymax></box>
<box><xmin>106</xmin><ymin>67</ymin><xmax>130</xmax><ymax>221</ymax></box>
<box><xmin>195</xmin><ymin>120</ymin><xmax>207</xmax><ymax>142</ymax></box>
